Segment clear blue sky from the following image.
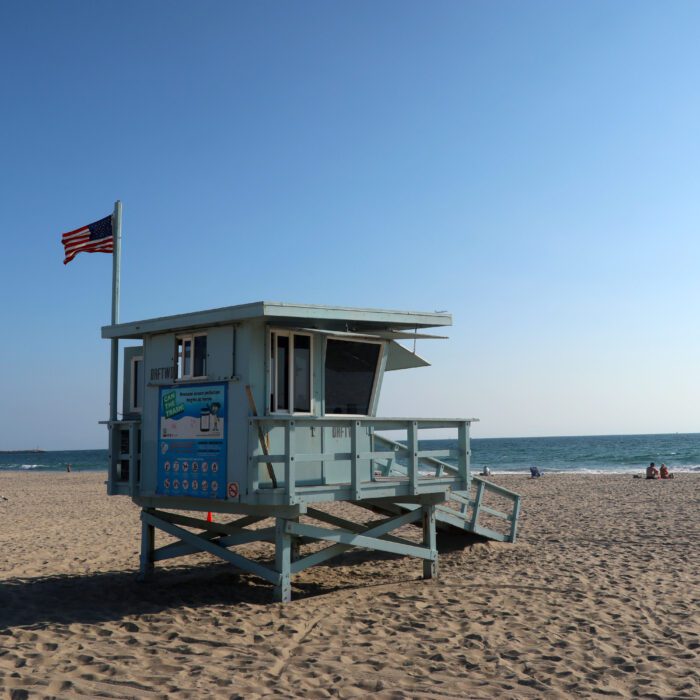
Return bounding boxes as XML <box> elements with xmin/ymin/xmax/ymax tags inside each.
<box><xmin>1</xmin><ymin>1</ymin><xmax>699</xmax><ymax>449</ymax></box>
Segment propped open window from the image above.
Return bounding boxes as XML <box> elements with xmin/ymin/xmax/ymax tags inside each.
<box><xmin>324</xmin><ymin>339</ymin><xmax>382</xmax><ymax>415</ymax></box>
<box><xmin>270</xmin><ymin>331</ymin><xmax>312</xmax><ymax>414</ymax></box>
<box><xmin>130</xmin><ymin>355</ymin><xmax>144</xmax><ymax>412</ymax></box>
<box><xmin>176</xmin><ymin>333</ymin><xmax>207</xmax><ymax>380</ymax></box>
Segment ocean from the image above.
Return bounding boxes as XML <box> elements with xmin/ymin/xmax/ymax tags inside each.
<box><xmin>2</xmin><ymin>433</ymin><xmax>699</xmax><ymax>475</ymax></box>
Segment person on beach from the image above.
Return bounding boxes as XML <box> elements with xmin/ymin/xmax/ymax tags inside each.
<box><xmin>646</xmin><ymin>462</ymin><xmax>659</xmax><ymax>479</ymax></box>
<box><xmin>659</xmin><ymin>463</ymin><xmax>672</xmax><ymax>479</ymax></box>
<box><xmin>530</xmin><ymin>466</ymin><xmax>543</xmax><ymax>478</ymax></box>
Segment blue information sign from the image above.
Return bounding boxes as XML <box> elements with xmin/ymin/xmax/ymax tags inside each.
<box><xmin>156</xmin><ymin>383</ymin><xmax>227</xmax><ymax>499</ymax></box>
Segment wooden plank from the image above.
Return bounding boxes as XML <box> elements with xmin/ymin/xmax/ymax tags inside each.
<box><xmin>151</xmin><ymin>510</ymin><xmax>264</xmax><ymax>534</ymax></box>
<box><xmin>251</xmin><ymin>417</ymin><xmax>473</xmax><ymax>430</ymax></box>
<box><xmin>415</xmin><ymin>450</ymin><xmax>454</xmax><ymax>459</ymax></box>
<box><xmin>472</xmin><ymin>523</ymin><xmax>508</xmax><ymax>542</ymax></box>
<box><xmin>153</xmin><ymin>527</ymin><xmax>276</xmax><ymax>562</ymax></box>
<box><xmin>472</xmin><ymin>476</ymin><xmax>521</xmax><ymax>499</ymax></box>
<box><xmin>250</xmin><ymin>453</ymin><xmax>287</xmax><ymax>463</ymax></box>
<box><xmin>509</xmin><ymin>496</ymin><xmax>522</xmax><ymax>543</ymax></box>
<box><xmin>258</xmin><ymin>452</ymin><xmax>350</xmax><ymax>463</ymax></box>
<box><xmin>479</xmin><ymin>504</ymin><xmax>511</xmax><ymax>521</ymax></box>
<box><xmin>351</xmin><ymin>421</ymin><xmax>361</xmax><ymax>501</ymax></box>
<box><xmin>408</xmin><ymin>421</ymin><xmax>419</xmax><ymax>495</ymax></box>
<box><xmin>136</xmin><ymin>495</ymin><xmax>302</xmax><ymax>517</ymax></box>
<box><xmin>458</xmin><ymin>421</ymin><xmax>469</xmax><ymax>483</ymax></box>
<box><xmin>141</xmin><ymin>511</ymin><xmax>280</xmax><ymax>584</ymax></box>
<box><xmin>285</xmin><ymin>421</ymin><xmax>296</xmax><ymax>503</ymax></box>
<box><xmin>255</xmin><ymin>449</ymin><xmax>432</xmax><ymax>464</ymax></box>
<box><xmin>470</xmin><ymin>480</ymin><xmax>486</xmax><ymax>530</ymax></box>
<box><xmin>305</xmin><ymin>507</ymin><xmax>420</xmax><ymax>547</ymax></box>
<box><xmin>306</xmin><ymin>507</ymin><xmax>367</xmax><ymax>532</ymax></box>
<box><xmin>128</xmin><ymin>423</ymin><xmax>139</xmax><ymax>497</ymax></box>
<box><xmin>290</xmin><ymin>508</ymin><xmax>423</xmax><ymax>573</ymax></box>
<box><xmin>274</xmin><ymin>518</ymin><xmax>292</xmax><ymax>602</ymax></box>
<box><xmin>372</xmin><ymin>433</ymin><xmax>460</xmax><ymax>478</ymax></box>
<box><xmin>287</xmin><ymin>520</ymin><xmax>433</xmax><ymax>560</ymax></box>
<box><xmin>138</xmin><ymin>512</ymin><xmax>154</xmax><ymax>581</ymax></box>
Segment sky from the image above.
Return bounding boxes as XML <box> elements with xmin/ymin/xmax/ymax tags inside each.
<box><xmin>1</xmin><ymin>1</ymin><xmax>699</xmax><ymax>449</ymax></box>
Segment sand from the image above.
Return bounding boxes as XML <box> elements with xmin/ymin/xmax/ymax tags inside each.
<box><xmin>1</xmin><ymin>471</ymin><xmax>699</xmax><ymax>699</ymax></box>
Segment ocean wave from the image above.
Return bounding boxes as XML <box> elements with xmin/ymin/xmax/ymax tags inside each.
<box><xmin>0</xmin><ymin>463</ymin><xmax>50</xmax><ymax>470</ymax></box>
<box><xmin>478</xmin><ymin>465</ymin><xmax>700</xmax><ymax>476</ymax></box>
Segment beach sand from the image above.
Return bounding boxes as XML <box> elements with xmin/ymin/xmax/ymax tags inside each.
<box><xmin>1</xmin><ymin>471</ymin><xmax>699</xmax><ymax>699</ymax></box>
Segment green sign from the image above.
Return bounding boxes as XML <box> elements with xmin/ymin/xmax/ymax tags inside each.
<box><xmin>162</xmin><ymin>390</ymin><xmax>185</xmax><ymax>419</ymax></box>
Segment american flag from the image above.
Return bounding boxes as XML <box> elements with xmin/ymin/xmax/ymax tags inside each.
<box><xmin>61</xmin><ymin>215</ymin><xmax>114</xmax><ymax>265</ymax></box>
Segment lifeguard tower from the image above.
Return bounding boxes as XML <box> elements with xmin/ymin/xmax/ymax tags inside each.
<box><xmin>103</xmin><ymin>301</ymin><xmax>521</xmax><ymax>602</ymax></box>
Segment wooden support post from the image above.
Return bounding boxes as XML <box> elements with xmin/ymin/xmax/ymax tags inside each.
<box><xmin>138</xmin><ymin>508</ymin><xmax>155</xmax><ymax>581</ymax></box>
<box><xmin>275</xmin><ymin>517</ymin><xmax>292</xmax><ymax>603</ymax></box>
<box><xmin>457</xmin><ymin>421</ymin><xmax>469</xmax><ymax>487</ymax></box>
<box><xmin>129</xmin><ymin>422</ymin><xmax>139</xmax><ymax>496</ymax></box>
<box><xmin>108</xmin><ymin>424</ymin><xmax>119</xmax><ymax>495</ymax></box>
<box><xmin>422</xmin><ymin>503</ymin><xmax>438</xmax><ymax>580</ymax></box>
<box><xmin>247</xmin><ymin>448</ymin><xmax>257</xmax><ymax>497</ymax></box>
<box><xmin>408</xmin><ymin>421</ymin><xmax>419</xmax><ymax>495</ymax></box>
<box><xmin>290</xmin><ymin>516</ymin><xmax>301</xmax><ymax>562</ymax></box>
<box><xmin>351</xmin><ymin>420</ymin><xmax>361</xmax><ymax>501</ymax></box>
<box><xmin>285</xmin><ymin>421</ymin><xmax>296</xmax><ymax>504</ymax></box>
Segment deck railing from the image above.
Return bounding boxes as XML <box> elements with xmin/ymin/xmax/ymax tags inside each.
<box><xmin>371</xmin><ymin>432</ymin><xmax>462</xmax><ymax>479</ymax></box>
<box><xmin>106</xmin><ymin>419</ymin><xmax>141</xmax><ymax>496</ymax></box>
<box><xmin>248</xmin><ymin>417</ymin><xmax>472</xmax><ymax>504</ymax></box>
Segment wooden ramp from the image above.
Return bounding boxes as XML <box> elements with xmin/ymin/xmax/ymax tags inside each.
<box><xmin>363</xmin><ymin>476</ymin><xmax>521</xmax><ymax>544</ymax></box>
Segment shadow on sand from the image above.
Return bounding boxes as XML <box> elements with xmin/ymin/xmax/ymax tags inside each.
<box><xmin>0</xmin><ymin>530</ymin><xmax>483</xmax><ymax>630</ymax></box>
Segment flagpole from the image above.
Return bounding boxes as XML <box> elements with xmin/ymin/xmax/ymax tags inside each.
<box><xmin>109</xmin><ymin>200</ymin><xmax>122</xmax><ymax>423</ymax></box>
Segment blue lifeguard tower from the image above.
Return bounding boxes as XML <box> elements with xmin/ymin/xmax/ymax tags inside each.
<box><xmin>103</xmin><ymin>301</ymin><xmax>520</xmax><ymax>602</ymax></box>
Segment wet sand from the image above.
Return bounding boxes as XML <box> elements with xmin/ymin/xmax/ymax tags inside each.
<box><xmin>1</xmin><ymin>471</ymin><xmax>699</xmax><ymax>698</ymax></box>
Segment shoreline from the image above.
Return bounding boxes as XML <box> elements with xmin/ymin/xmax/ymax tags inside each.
<box><xmin>3</xmin><ymin>466</ymin><xmax>700</xmax><ymax>476</ymax></box>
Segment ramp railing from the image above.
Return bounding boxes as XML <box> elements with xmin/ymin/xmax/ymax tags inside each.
<box><xmin>450</xmin><ymin>477</ymin><xmax>521</xmax><ymax>542</ymax></box>
<box><xmin>372</xmin><ymin>433</ymin><xmax>521</xmax><ymax>542</ymax></box>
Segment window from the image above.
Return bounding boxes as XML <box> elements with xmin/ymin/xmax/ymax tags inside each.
<box><xmin>324</xmin><ymin>339</ymin><xmax>381</xmax><ymax>415</ymax></box>
<box><xmin>270</xmin><ymin>331</ymin><xmax>312</xmax><ymax>413</ymax></box>
<box><xmin>130</xmin><ymin>356</ymin><xmax>144</xmax><ymax>412</ymax></box>
<box><xmin>176</xmin><ymin>334</ymin><xmax>207</xmax><ymax>379</ymax></box>
<box><xmin>293</xmin><ymin>335</ymin><xmax>311</xmax><ymax>412</ymax></box>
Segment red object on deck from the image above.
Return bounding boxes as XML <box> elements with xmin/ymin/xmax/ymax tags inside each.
<box><xmin>207</xmin><ymin>511</ymin><xmax>213</xmax><ymax>522</ymax></box>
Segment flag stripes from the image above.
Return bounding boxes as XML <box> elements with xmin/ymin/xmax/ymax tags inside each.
<box><xmin>61</xmin><ymin>215</ymin><xmax>114</xmax><ymax>264</ymax></box>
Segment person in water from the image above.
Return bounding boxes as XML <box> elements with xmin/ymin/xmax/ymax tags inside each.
<box><xmin>646</xmin><ymin>462</ymin><xmax>659</xmax><ymax>479</ymax></box>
